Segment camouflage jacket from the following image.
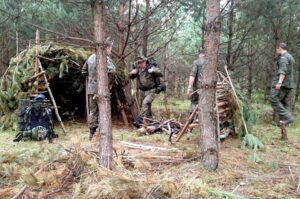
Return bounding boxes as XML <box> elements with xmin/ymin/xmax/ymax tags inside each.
<box><xmin>190</xmin><ymin>57</ymin><xmax>204</xmax><ymax>90</ymax></box>
<box><xmin>130</xmin><ymin>66</ymin><xmax>163</xmax><ymax>91</ymax></box>
<box><xmin>82</xmin><ymin>54</ymin><xmax>116</xmax><ymax>94</ymax></box>
<box><xmin>272</xmin><ymin>52</ymin><xmax>295</xmax><ymax>89</ymax></box>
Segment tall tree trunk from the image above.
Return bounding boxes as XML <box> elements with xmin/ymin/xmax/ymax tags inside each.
<box><xmin>118</xmin><ymin>0</ymin><xmax>125</xmax><ymax>58</ymax></box>
<box><xmin>226</xmin><ymin>0</ymin><xmax>234</xmax><ymax>71</ymax></box>
<box><xmin>142</xmin><ymin>0</ymin><xmax>150</xmax><ymax>56</ymax></box>
<box><xmin>163</xmin><ymin>23</ymin><xmax>168</xmax><ymax>105</ymax></box>
<box><xmin>201</xmin><ymin>8</ymin><xmax>206</xmax><ymax>49</ymax></box>
<box><xmin>91</xmin><ymin>0</ymin><xmax>113</xmax><ymax>168</ymax></box>
<box><xmin>247</xmin><ymin>44</ymin><xmax>252</xmax><ymax>100</ymax></box>
<box><xmin>199</xmin><ymin>0</ymin><xmax>220</xmax><ymax>171</ymax></box>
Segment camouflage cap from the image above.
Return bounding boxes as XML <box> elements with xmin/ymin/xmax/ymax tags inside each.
<box><xmin>136</xmin><ymin>56</ymin><xmax>147</xmax><ymax>63</ymax></box>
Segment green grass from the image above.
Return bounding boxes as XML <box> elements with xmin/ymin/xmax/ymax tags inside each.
<box><xmin>152</xmin><ymin>95</ymin><xmax>190</xmax><ymax>110</ymax></box>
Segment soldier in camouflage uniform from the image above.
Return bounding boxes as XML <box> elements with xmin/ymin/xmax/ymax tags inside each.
<box><xmin>187</xmin><ymin>49</ymin><xmax>205</xmax><ymax>114</ymax></box>
<box><xmin>130</xmin><ymin>56</ymin><xmax>163</xmax><ymax>128</ymax></box>
<box><xmin>270</xmin><ymin>43</ymin><xmax>295</xmax><ymax>126</ymax></box>
<box><xmin>82</xmin><ymin>42</ymin><xmax>116</xmax><ymax>140</ymax></box>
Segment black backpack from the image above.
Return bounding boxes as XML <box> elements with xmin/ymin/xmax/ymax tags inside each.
<box><xmin>146</xmin><ymin>57</ymin><xmax>166</xmax><ymax>94</ymax></box>
<box><xmin>14</xmin><ymin>98</ymin><xmax>58</xmax><ymax>143</ymax></box>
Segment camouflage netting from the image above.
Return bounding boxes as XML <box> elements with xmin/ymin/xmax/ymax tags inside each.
<box><xmin>0</xmin><ymin>43</ymin><xmax>91</xmax><ymax>130</ymax></box>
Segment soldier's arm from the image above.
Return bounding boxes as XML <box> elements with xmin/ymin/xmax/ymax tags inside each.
<box><xmin>188</xmin><ymin>60</ymin><xmax>198</xmax><ymax>88</ymax></box>
<box><xmin>81</xmin><ymin>61</ymin><xmax>88</xmax><ymax>77</ymax></box>
<box><xmin>277</xmin><ymin>57</ymin><xmax>287</xmax><ymax>83</ymax></box>
<box><xmin>149</xmin><ymin>66</ymin><xmax>163</xmax><ymax>77</ymax></box>
<box><xmin>277</xmin><ymin>57</ymin><xmax>288</xmax><ymax>76</ymax></box>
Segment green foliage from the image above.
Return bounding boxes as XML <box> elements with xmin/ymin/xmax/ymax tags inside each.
<box><xmin>0</xmin><ymin>44</ymin><xmax>90</xmax><ymax>130</ymax></box>
<box><xmin>208</xmin><ymin>187</ymin><xmax>245</xmax><ymax>199</ymax></box>
<box><xmin>241</xmin><ymin>134</ymin><xmax>263</xmax><ymax>163</ymax></box>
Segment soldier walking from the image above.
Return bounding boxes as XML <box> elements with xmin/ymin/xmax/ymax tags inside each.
<box><xmin>129</xmin><ymin>56</ymin><xmax>163</xmax><ymax>128</ymax></box>
<box><xmin>270</xmin><ymin>43</ymin><xmax>295</xmax><ymax>126</ymax></box>
<box><xmin>187</xmin><ymin>49</ymin><xmax>205</xmax><ymax>113</ymax></box>
<box><xmin>82</xmin><ymin>41</ymin><xmax>116</xmax><ymax>140</ymax></box>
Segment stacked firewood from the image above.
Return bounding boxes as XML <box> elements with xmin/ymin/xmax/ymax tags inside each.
<box><xmin>137</xmin><ymin>72</ymin><xmax>235</xmax><ymax>141</ymax></box>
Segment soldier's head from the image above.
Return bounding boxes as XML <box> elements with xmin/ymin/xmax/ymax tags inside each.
<box><xmin>136</xmin><ymin>56</ymin><xmax>147</xmax><ymax>69</ymax></box>
<box><xmin>198</xmin><ymin>49</ymin><xmax>205</xmax><ymax>58</ymax></box>
<box><xmin>106</xmin><ymin>41</ymin><xmax>113</xmax><ymax>55</ymax></box>
<box><xmin>276</xmin><ymin>43</ymin><xmax>287</xmax><ymax>55</ymax></box>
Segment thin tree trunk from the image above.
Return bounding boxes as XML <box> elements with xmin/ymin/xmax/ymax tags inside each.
<box><xmin>142</xmin><ymin>0</ymin><xmax>150</xmax><ymax>56</ymax></box>
<box><xmin>226</xmin><ymin>0</ymin><xmax>234</xmax><ymax>71</ymax></box>
<box><xmin>118</xmin><ymin>0</ymin><xmax>125</xmax><ymax>64</ymax></box>
<box><xmin>199</xmin><ymin>0</ymin><xmax>220</xmax><ymax>171</ymax></box>
<box><xmin>91</xmin><ymin>0</ymin><xmax>113</xmax><ymax>168</ymax></box>
<box><xmin>247</xmin><ymin>44</ymin><xmax>252</xmax><ymax>100</ymax></box>
<box><xmin>163</xmin><ymin>23</ymin><xmax>168</xmax><ymax>105</ymax></box>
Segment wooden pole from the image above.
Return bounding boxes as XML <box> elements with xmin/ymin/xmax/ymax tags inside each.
<box><xmin>85</xmin><ymin>79</ymin><xmax>89</xmax><ymax>125</ymax></box>
<box><xmin>37</xmin><ymin>59</ymin><xmax>67</xmax><ymax>135</ymax></box>
<box><xmin>175</xmin><ymin>105</ymin><xmax>198</xmax><ymax>142</ymax></box>
<box><xmin>35</xmin><ymin>30</ymin><xmax>40</xmax><ymax>75</ymax></box>
<box><xmin>224</xmin><ymin>65</ymin><xmax>249</xmax><ymax>135</ymax></box>
<box><xmin>114</xmin><ymin>89</ymin><xmax>128</xmax><ymax>127</ymax></box>
<box><xmin>280</xmin><ymin>121</ymin><xmax>287</xmax><ymax>140</ymax></box>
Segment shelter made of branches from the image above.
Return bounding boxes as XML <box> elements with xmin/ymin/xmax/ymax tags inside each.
<box><xmin>0</xmin><ymin>43</ymin><xmax>136</xmax><ymax>130</ymax></box>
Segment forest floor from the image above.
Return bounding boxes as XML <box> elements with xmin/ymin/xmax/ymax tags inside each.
<box><xmin>0</xmin><ymin>99</ymin><xmax>300</xmax><ymax>199</ymax></box>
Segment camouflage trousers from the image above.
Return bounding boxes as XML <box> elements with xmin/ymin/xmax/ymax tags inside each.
<box><xmin>269</xmin><ymin>87</ymin><xmax>294</xmax><ymax>121</ymax></box>
<box><xmin>140</xmin><ymin>88</ymin><xmax>155</xmax><ymax>118</ymax></box>
<box><xmin>88</xmin><ymin>94</ymin><xmax>98</xmax><ymax>129</ymax></box>
<box><xmin>189</xmin><ymin>92</ymin><xmax>199</xmax><ymax>114</ymax></box>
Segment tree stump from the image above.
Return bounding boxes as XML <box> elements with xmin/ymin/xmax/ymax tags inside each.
<box><xmin>280</xmin><ymin>121</ymin><xmax>287</xmax><ymax>140</ymax></box>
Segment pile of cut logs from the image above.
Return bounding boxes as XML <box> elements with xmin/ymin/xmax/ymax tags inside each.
<box><xmin>137</xmin><ymin>72</ymin><xmax>235</xmax><ymax>141</ymax></box>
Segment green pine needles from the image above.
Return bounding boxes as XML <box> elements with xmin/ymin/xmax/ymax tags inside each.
<box><xmin>0</xmin><ymin>43</ymin><xmax>90</xmax><ymax>130</ymax></box>
<box><xmin>230</xmin><ymin>89</ymin><xmax>264</xmax><ymax>163</ymax></box>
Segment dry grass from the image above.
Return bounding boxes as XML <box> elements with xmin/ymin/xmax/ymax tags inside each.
<box><xmin>0</xmin><ymin>109</ymin><xmax>299</xmax><ymax>199</ymax></box>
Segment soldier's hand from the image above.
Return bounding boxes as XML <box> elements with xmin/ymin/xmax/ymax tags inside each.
<box><xmin>108</xmin><ymin>84</ymin><xmax>113</xmax><ymax>90</ymax></box>
<box><xmin>92</xmin><ymin>95</ymin><xmax>98</xmax><ymax>100</ymax></box>
<box><xmin>187</xmin><ymin>88</ymin><xmax>192</xmax><ymax>97</ymax></box>
<box><xmin>131</xmin><ymin>69</ymin><xmax>138</xmax><ymax>74</ymax></box>
<box><xmin>148</xmin><ymin>68</ymin><xmax>153</xmax><ymax>73</ymax></box>
<box><xmin>275</xmin><ymin>84</ymin><xmax>281</xmax><ymax>90</ymax></box>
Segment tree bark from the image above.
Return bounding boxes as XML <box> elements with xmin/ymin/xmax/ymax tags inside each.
<box><xmin>199</xmin><ymin>0</ymin><xmax>220</xmax><ymax>171</ymax></box>
<box><xmin>142</xmin><ymin>0</ymin><xmax>150</xmax><ymax>56</ymax></box>
<box><xmin>91</xmin><ymin>0</ymin><xmax>113</xmax><ymax>168</ymax></box>
<box><xmin>226</xmin><ymin>0</ymin><xmax>234</xmax><ymax>71</ymax></box>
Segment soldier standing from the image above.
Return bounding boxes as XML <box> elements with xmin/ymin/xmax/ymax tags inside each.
<box><xmin>270</xmin><ymin>43</ymin><xmax>295</xmax><ymax>126</ymax></box>
<box><xmin>129</xmin><ymin>56</ymin><xmax>163</xmax><ymax>128</ymax></box>
<box><xmin>187</xmin><ymin>49</ymin><xmax>205</xmax><ymax>113</ymax></box>
<box><xmin>82</xmin><ymin>41</ymin><xmax>116</xmax><ymax>140</ymax></box>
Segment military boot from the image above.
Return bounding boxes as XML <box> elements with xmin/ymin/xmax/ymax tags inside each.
<box><xmin>133</xmin><ymin>117</ymin><xmax>143</xmax><ymax>128</ymax></box>
<box><xmin>89</xmin><ymin>127</ymin><xmax>97</xmax><ymax>141</ymax></box>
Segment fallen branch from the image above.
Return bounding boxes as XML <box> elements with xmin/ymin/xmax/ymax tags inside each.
<box><xmin>176</xmin><ymin>105</ymin><xmax>198</xmax><ymax>142</ymax></box>
<box><xmin>23</xmin><ymin>71</ymin><xmax>45</xmax><ymax>83</ymax></box>
<box><xmin>121</xmin><ymin>141</ymin><xmax>180</xmax><ymax>152</ymax></box>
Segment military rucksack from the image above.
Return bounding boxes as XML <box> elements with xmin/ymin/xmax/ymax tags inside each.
<box><xmin>14</xmin><ymin>95</ymin><xmax>58</xmax><ymax>143</ymax></box>
<box><xmin>146</xmin><ymin>57</ymin><xmax>166</xmax><ymax>94</ymax></box>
